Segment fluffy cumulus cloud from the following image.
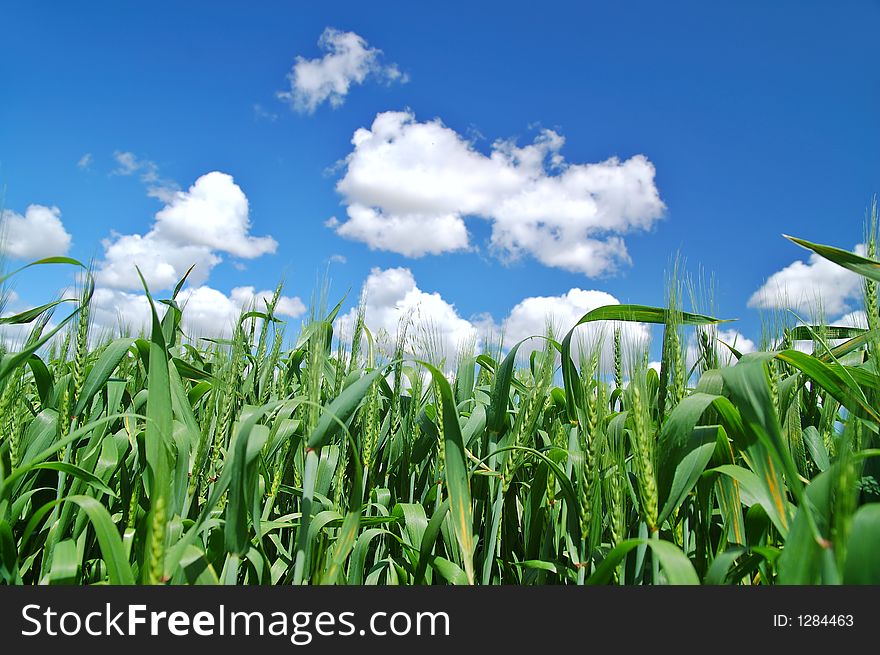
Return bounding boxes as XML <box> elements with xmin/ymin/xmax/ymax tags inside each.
<box><xmin>0</xmin><ymin>318</ymin><xmax>58</xmax><ymax>349</ymax></box>
<box><xmin>327</xmin><ymin>207</ymin><xmax>469</xmax><ymax>257</ymax></box>
<box><xmin>494</xmin><ymin>288</ymin><xmax>651</xmax><ymax>367</ymax></box>
<box><xmin>97</xmin><ymin>233</ymin><xmax>219</xmax><ymax>290</ymax></box>
<box><xmin>338</xmin><ymin>266</ymin><xmax>651</xmax><ymax>371</ymax></box>
<box><xmin>748</xmin><ymin>245</ymin><xmax>865</xmax><ymax>317</ymax></box>
<box><xmin>686</xmin><ymin>327</ymin><xmax>757</xmax><ymax>370</ymax></box>
<box><xmin>88</xmin><ymin>285</ymin><xmax>306</xmax><ymax>340</ymax></box>
<box><xmin>716</xmin><ymin>328</ymin><xmax>757</xmax><ymax>357</ymax></box>
<box><xmin>278</xmin><ymin>28</ymin><xmax>406</xmax><ymax>114</ymax></box>
<box><xmin>96</xmin><ymin>171</ymin><xmax>278</xmax><ymax>291</ymax></box>
<box><xmin>88</xmin><ymin>288</ymin><xmax>152</xmax><ymax>337</ymax></box>
<box><xmin>330</xmin><ymin>110</ymin><xmax>665</xmax><ymax>276</ymax></box>
<box><xmin>0</xmin><ymin>205</ymin><xmax>72</xmax><ymax>259</ymax></box>
<box><xmin>153</xmin><ymin>172</ymin><xmax>277</xmax><ymax>258</ymax></box>
<box><xmin>4</xmin><ymin>170</ymin><xmax>303</xmax><ymax>344</ymax></box>
<box><xmin>337</xmin><ymin>267</ymin><xmax>478</xmax><ymax>363</ymax></box>
<box><xmin>177</xmin><ymin>286</ymin><xmax>305</xmax><ymax>338</ymax></box>
<box><xmin>82</xmin><ymin>170</ymin><xmax>302</xmax><ymax>341</ymax></box>
<box><xmin>834</xmin><ymin>310</ymin><xmax>868</xmax><ymax>328</ymax></box>
<box><xmin>0</xmin><ymin>291</ymin><xmax>41</xmax><ymax>347</ymax></box>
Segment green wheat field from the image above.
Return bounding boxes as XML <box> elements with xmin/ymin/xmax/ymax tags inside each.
<box><xmin>1</xmin><ymin>216</ymin><xmax>879</xmax><ymax>586</ymax></box>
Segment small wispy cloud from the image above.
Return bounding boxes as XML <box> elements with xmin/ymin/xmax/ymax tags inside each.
<box><xmin>329</xmin><ymin>254</ymin><xmax>347</xmax><ymax>264</ymax></box>
<box><xmin>112</xmin><ymin>151</ymin><xmax>180</xmax><ymax>203</ymax></box>
<box><xmin>112</xmin><ymin>150</ymin><xmax>155</xmax><ymax>178</ymax></box>
<box><xmin>277</xmin><ymin>27</ymin><xmax>407</xmax><ymax>114</ymax></box>
<box><xmin>253</xmin><ymin>103</ymin><xmax>278</xmax><ymax>122</ymax></box>
<box><xmin>77</xmin><ymin>152</ymin><xmax>93</xmax><ymax>170</ymax></box>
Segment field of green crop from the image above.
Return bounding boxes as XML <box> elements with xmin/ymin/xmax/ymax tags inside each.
<box><xmin>0</xmin><ymin>225</ymin><xmax>879</xmax><ymax>586</ymax></box>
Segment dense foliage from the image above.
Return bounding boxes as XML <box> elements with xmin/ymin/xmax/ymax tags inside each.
<box><xmin>0</xmin><ymin>230</ymin><xmax>878</xmax><ymax>585</ymax></box>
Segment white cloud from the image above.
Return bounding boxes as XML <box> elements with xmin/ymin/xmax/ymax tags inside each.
<box><xmin>834</xmin><ymin>310</ymin><xmax>868</xmax><ymax>328</ymax></box>
<box><xmin>153</xmin><ymin>171</ymin><xmax>277</xmax><ymax>258</ymax></box>
<box><xmin>89</xmin><ymin>287</ymin><xmax>152</xmax><ymax>336</ymax></box>
<box><xmin>96</xmin><ymin>171</ymin><xmax>278</xmax><ymax>291</ymax></box>
<box><xmin>278</xmin><ymin>28</ymin><xmax>407</xmax><ymax>114</ymax></box>
<box><xmin>77</xmin><ymin>153</ymin><xmax>92</xmax><ymax>170</ymax></box>
<box><xmin>112</xmin><ymin>151</ymin><xmax>141</xmax><ymax>176</ymax></box>
<box><xmin>0</xmin><ymin>319</ymin><xmax>57</xmax><ymax>349</ymax></box>
<box><xmin>0</xmin><ymin>205</ymin><xmax>72</xmax><ymax>259</ymax></box>
<box><xmin>336</xmin><ymin>267</ymin><xmax>478</xmax><ymax>363</ymax></box>
<box><xmin>112</xmin><ymin>151</ymin><xmax>180</xmax><ymax>202</ymax></box>
<box><xmin>88</xmin><ymin>284</ymin><xmax>306</xmax><ymax>340</ymax></box>
<box><xmin>177</xmin><ymin>286</ymin><xmax>305</xmax><ymax>339</ymax></box>
<box><xmin>87</xmin><ymin>168</ymin><xmax>294</xmax><ymax>341</ymax></box>
<box><xmin>253</xmin><ymin>103</ymin><xmax>278</xmax><ymax>122</ymax></box>
<box><xmin>686</xmin><ymin>327</ymin><xmax>757</xmax><ymax>370</ymax></box>
<box><xmin>338</xmin><ymin>266</ymin><xmax>651</xmax><ymax>370</ymax></box>
<box><xmin>748</xmin><ymin>245</ymin><xmax>865</xmax><ymax>317</ymax></box>
<box><xmin>335</xmin><ymin>204</ymin><xmax>470</xmax><ymax>257</ymax></box>
<box><xmin>716</xmin><ymin>328</ymin><xmax>757</xmax><ymax>357</ymax></box>
<box><xmin>331</xmin><ymin>110</ymin><xmax>665</xmax><ymax>275</ymax></box>
<box><xmin>96</xmin><ymin>233</ymin><xmax>219</xmax><ymax>290</ymax></box>
<box><xmin>0</xmin><ymin>290</ymin><xmax>66</xmax><ymax>349</ymax></box>
<box><xmin>227</xmin><ymin>286</ymin><xmax>306</xmax><ymax>319</ymax></box>
<box><xmin>496</xmin><ymin>288</ymin><xmax>651</xmax><ymax>366</ymax></box>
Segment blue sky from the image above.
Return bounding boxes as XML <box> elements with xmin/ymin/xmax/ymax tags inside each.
<box><xmin>2</xmin><ymin>0</ymin><xmax>879</xmax><ymax>360</ymax></box>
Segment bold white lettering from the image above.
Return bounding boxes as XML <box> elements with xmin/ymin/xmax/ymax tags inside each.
<box><xmin>167</xmin><ymin>611</ymin><xmax>190</xmax><ymax>636</ymax></box>
<box><xmin>128</xmin><ymin>604</ymin><xmax>147</xmax><ymax>635</ymax></box>
<box><xmin>21</xmin><ymin>604</ymin><xmax>42</xmax><ymax>636</ymax></box>
<box><xmin>192</xmin><ymin>611</ymin><xmax>215</xmax><ymax>636</ymax></box>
